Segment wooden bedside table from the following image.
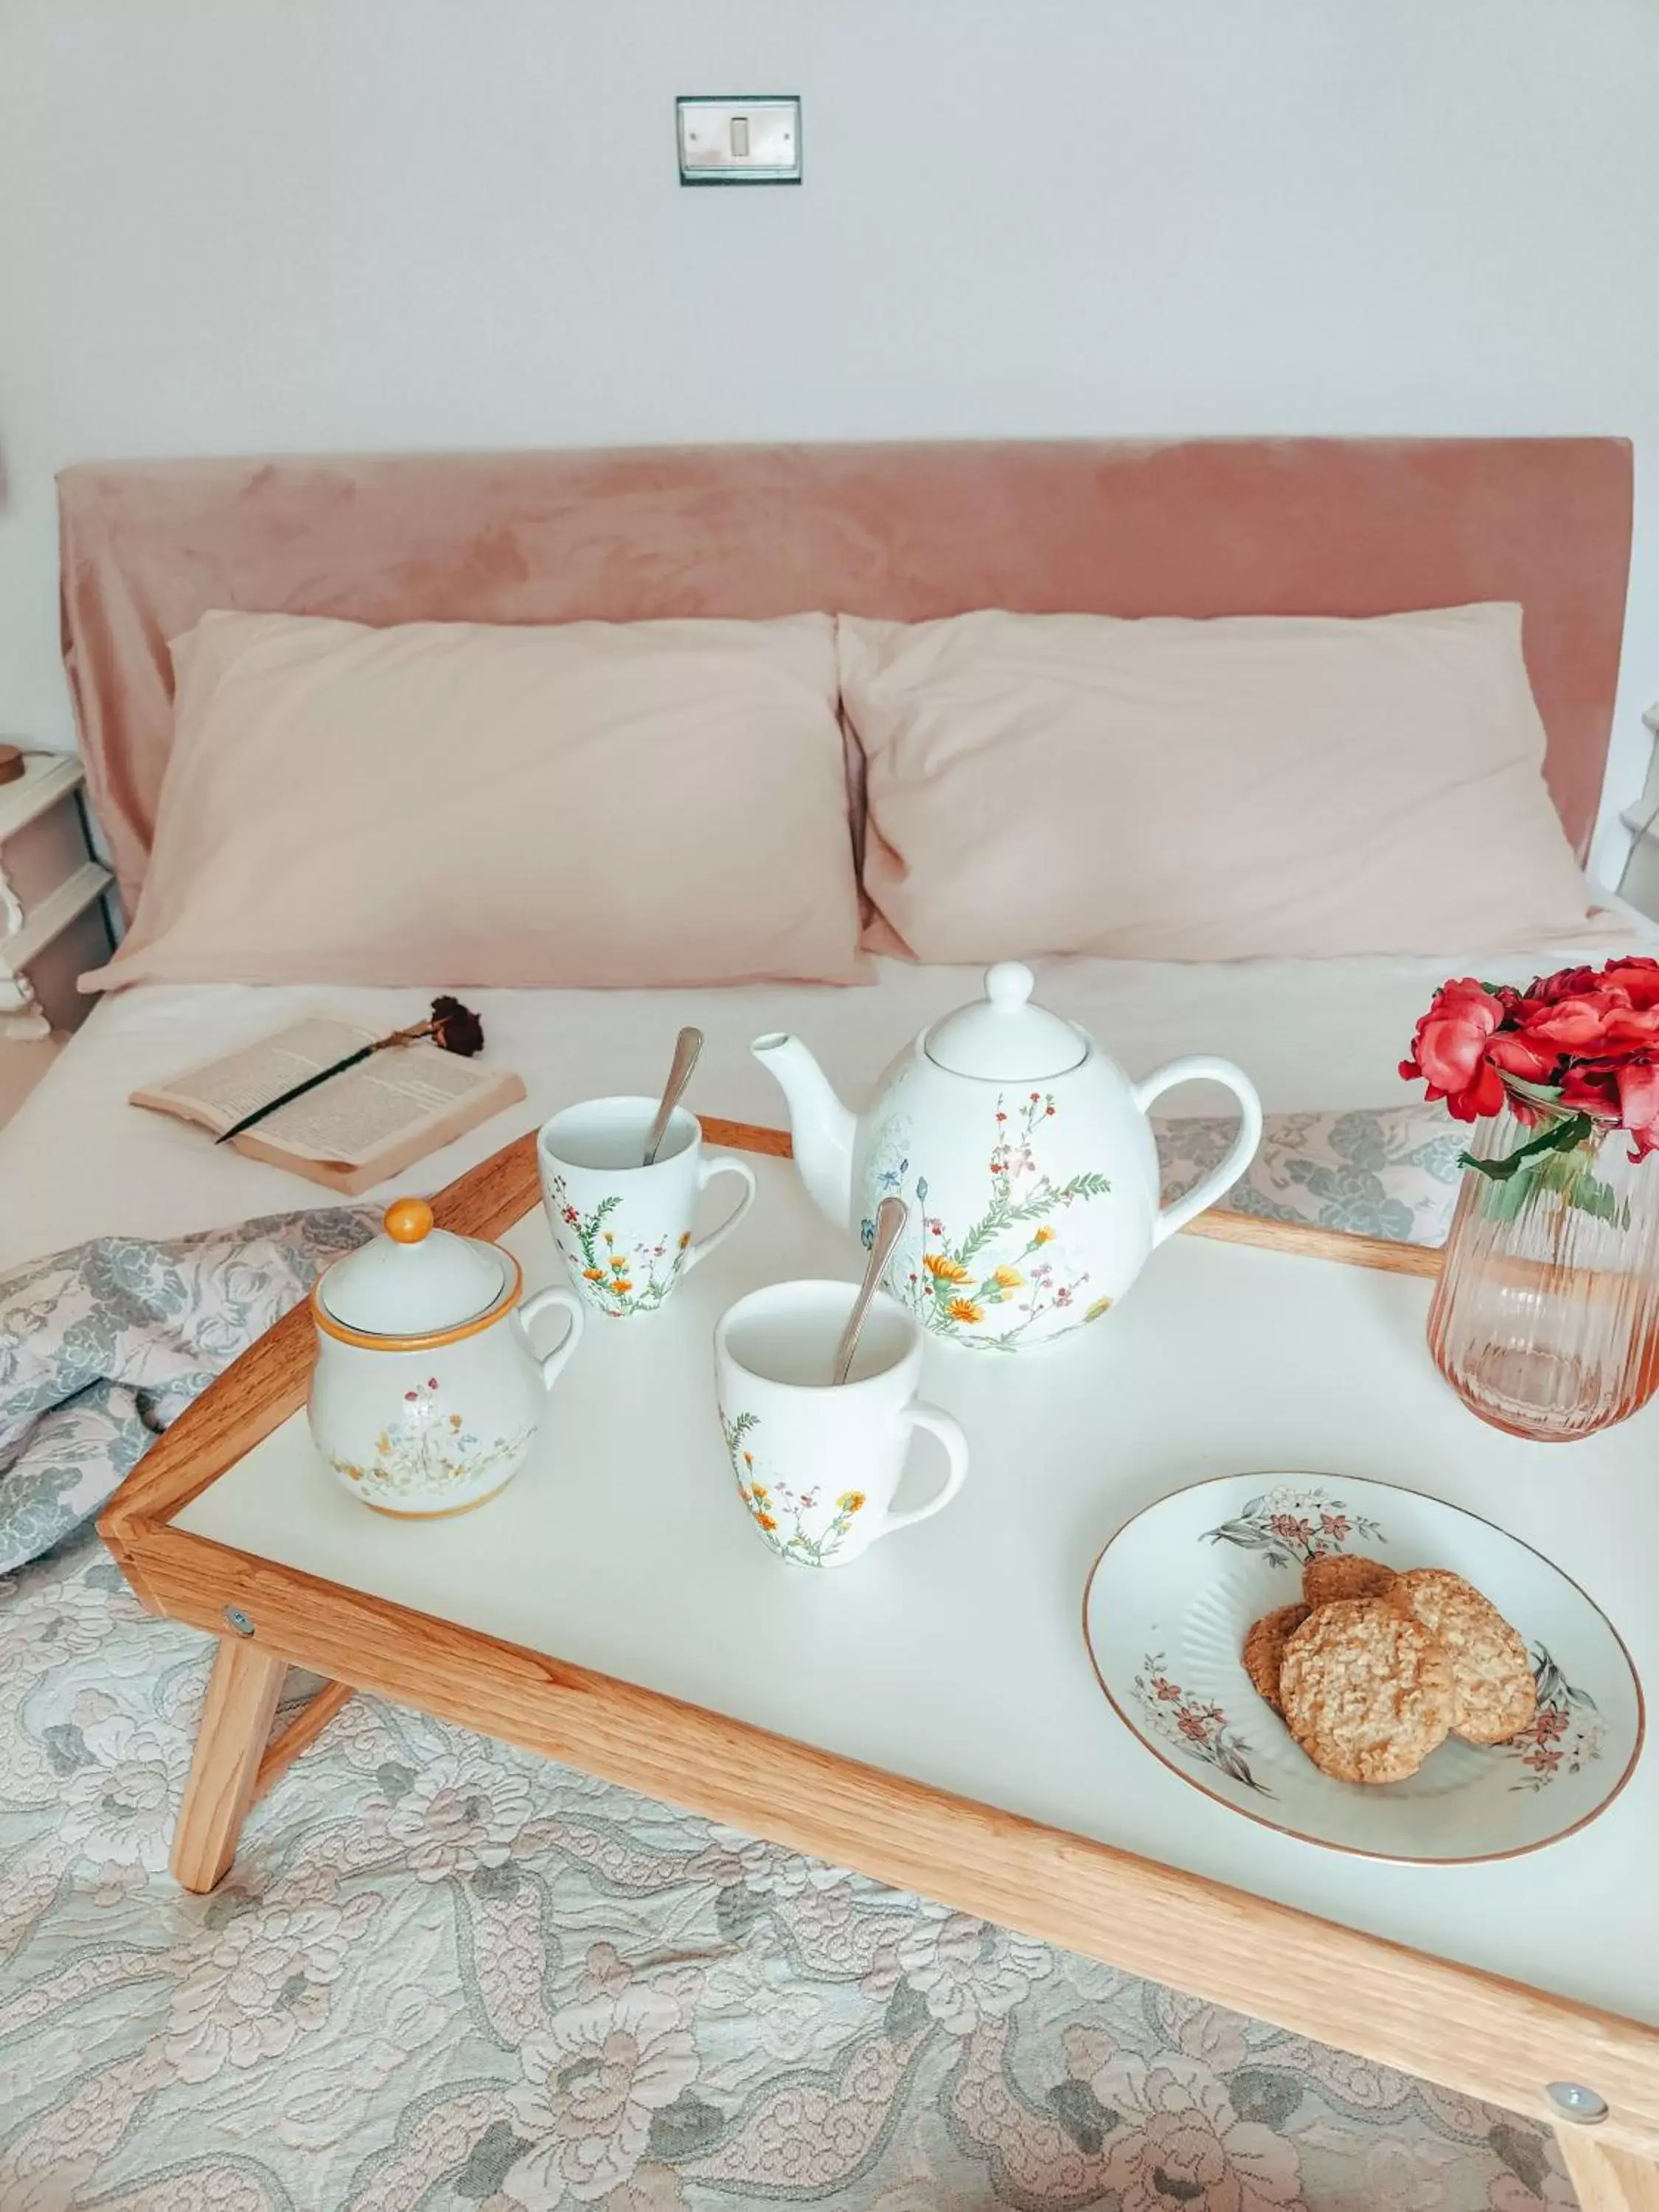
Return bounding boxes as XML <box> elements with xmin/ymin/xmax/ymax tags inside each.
<box><xmin>0</xmin><ymin>749</ymin><xmax>114</xmax><ymax>1123</ymax></box>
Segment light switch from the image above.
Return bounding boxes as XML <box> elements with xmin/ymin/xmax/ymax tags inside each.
<box><xmin>678</xmin><ymin>97</ymin><xmax>801</xmax><ymax>185</ymax></box>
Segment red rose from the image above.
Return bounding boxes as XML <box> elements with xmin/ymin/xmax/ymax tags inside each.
<box><xmin>1519</xmin><ymin>958</ymin><xmax>1659</xmax><ymax>1008</ymax></box>
<box><xmin>1518</xmin><ymin>991</ymin><xmax>1659</xmax><ymax>1055</ymax></box>
<box><xmin>1560</xmin><ymin>1056</ymin><xmax>1659</xmax><ymax>1159</ymax></box>
<box><xmin>1617</xmin><ymin>1057</ymin><xmax>1659</xmax><ymax>1160</ymax></box>
<box><xmin>1399</xmin><ymin>979</ymin><xmax>1508</xmax><ymax>1121</ymax></box>
<box><xmin>1521</xmin><ymin>964</ymin><xmax>1604</xmax><ymax>1006</ymax></box>
<box><xmin>1559</xmin><ymin>1062</ymin><xmax>1620</xmax><ymax>1117</ymax></box>
<box><xmin>1601</xmin><ymin>1001</ymin><xmax>1659</xmax><ymax>1049</ymax></box>
<box><xmin>1485</xmin><ymin>1031</ymin><xmax>1559</xmax><ymax>1083</ymax></box>
<box><xmin>1587</xmin><ymin>958</ymin><xmax>1659</xmax><ymax>1009</ymax></box>
<box><xmin>1513</xmin><ymin>995</ymin><xmax>1613</xmax><ymax>1052</ymax></box>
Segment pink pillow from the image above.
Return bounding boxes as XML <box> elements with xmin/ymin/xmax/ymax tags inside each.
<box><xmin>840</xmin><ymin>605</ymin><xmax>1604</xmax><ymax>962</ymax></box>
<box><xmin>86</xmin><ymin>611</ymin><xmax>866</xmax><ymax>990</ymax></box>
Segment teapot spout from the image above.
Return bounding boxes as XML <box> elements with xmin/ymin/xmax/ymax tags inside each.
<box><xmin>750</xmin><ymin>1032</ymin><xmax>856</xmax><ymax>1228</ymax></box>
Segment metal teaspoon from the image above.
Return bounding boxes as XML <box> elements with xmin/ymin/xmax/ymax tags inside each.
<box><xmin>643</xmin><ymin>1026</ymin><xmax>703</xmax><ymax>1166</ymax></box>
<box><xmin>832</xmin><ymin>1196</ymin><xmax>908</xmax><ymax>1385</ymax></box>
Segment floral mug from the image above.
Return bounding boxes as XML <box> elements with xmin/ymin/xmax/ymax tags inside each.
<box><xmin>539</xmin><ymin>1096</ymin><xmax>757</xmax><ymax>1319</ymax></box>
<box><xmin>714</xmin><ymin>1279</ymin><xmax>969</xmax><ymax>1568</ymax></box>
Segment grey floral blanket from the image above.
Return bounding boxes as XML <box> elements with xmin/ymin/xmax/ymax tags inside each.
<box><xmin>0</xmin><ymin>1209</ymin><xmax>375</xmax><ymax>1574</ymax></box>
<box><xmin>0</xmin><ymin>1114</ymin><xmax>1573</xmax><ymax>2211</ymax></box>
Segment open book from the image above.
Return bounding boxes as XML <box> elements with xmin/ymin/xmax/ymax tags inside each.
<box><xmin>131</xmin><ymin>1018</ymin><xmax>527</xmax><ymax>1196</ymax></box>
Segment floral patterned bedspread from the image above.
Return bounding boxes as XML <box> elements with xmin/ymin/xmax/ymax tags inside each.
<box><xmin>0</xmin><ymin>1526</ymin><xmax>1576</xmax><ymax>2212</ymax></box>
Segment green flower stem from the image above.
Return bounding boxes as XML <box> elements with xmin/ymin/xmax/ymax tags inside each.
<box><xmin>1458</xmin><ymin>1113</ymin><xmax>1594</xmax><ymax>1183</ymax></box>
<box><xmin>1459</xmin><ymin>1112</ymin><xmax>1630</xmax><ymax>1230</ymax></box>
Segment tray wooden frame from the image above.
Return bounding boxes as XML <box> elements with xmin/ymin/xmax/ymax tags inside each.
<box><xmin>97</xmin><ymin>1119</ymin><xmax>1659</xmax><ymax>2202</ymax></box>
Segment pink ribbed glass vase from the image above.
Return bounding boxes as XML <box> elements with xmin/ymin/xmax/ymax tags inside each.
<box><xmin>1428</xmin><ymin>1094</ymin><xmax>1659</xmax><ymax>1441</ymax></box>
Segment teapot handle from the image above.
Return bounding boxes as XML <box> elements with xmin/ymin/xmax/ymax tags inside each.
<box><xmin>1131</xmin><ymin>1057</ymin><xmax>1263</xmax><ymax>1247</ymax></box>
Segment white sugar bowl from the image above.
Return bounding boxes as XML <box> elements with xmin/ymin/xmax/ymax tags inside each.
<box><xmin>308</xmin><ymin>1196</ymin><xmax>584</xmax><ymax>1517</ymax></box>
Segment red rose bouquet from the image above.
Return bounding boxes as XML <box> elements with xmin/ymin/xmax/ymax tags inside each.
<box><xmin>1402</xmin><ymin>956</ymin><xmax>1659</xmax><ymax>1220</ymax></box>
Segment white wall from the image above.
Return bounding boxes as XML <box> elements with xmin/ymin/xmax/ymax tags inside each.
<box><xmin>2</xmin><ymin>0</ymin><xmax>1656</xmax><ymax>879</ymax></box>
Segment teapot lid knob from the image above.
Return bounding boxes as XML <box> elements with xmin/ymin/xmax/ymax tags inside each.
<box><xmin>985</xmin><ymin>961</ymin><xmax>1035</xmax><ymax>1012</ymax></box>
<box><xmin>922</xmin><ymin>960</ymin><xmax>1088</xmax><ymax>1081</ymax></box>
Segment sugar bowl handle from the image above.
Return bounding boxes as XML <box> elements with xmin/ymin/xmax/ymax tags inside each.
<box><xmin>517</xmin><ymin>1286</ymin><xmax>585</xmax><ymax>1389</ymax></box>
<box><xmin>1132</xmin><ymin>1057</ymin><xmax>1263</xmax><ymax>1245</ymax></box>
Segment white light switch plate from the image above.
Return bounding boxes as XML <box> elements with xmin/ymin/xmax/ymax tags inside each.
<box><xmin>678</xmin><ymin>97</ymin><xmax>801</xmax><ymax>185</ymax></box>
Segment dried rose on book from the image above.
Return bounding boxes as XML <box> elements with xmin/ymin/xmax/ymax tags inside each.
<box><xmin>214</xmin><ymin>998</ymin><xmax>489</xmax><ymax>1146</ymax></box>
<box><xmin>381</xmin><ymin>996</ymin><xmax>487</xmax><ymax>1058</ymax></box>
<box><xmin>428</xmin><ymin>995</ymin><xmax>485</xmax><ymax>1057</ymax></box>
<box><xmin>1401</xmin><ymin>956</ymin><xmax>1659</xmax><ymax>1221</ymax></box>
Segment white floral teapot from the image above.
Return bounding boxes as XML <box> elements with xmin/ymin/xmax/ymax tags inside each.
<box><xmin>753</xmin><ymin>963</ymin><xmax>1262</xmax><ymax>1353</ymax></box>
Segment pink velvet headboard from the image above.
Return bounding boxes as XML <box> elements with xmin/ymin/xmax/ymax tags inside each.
<box><xmin>58</xmin><ymin>438</ymin><xmax>1632</xmax><ymax>915</ymax></box>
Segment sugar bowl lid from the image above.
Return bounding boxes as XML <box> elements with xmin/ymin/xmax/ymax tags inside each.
<box><xmin>924</xmin><ymin>962</ymin><xmax>1088</xmax><ymax>1082</ymax></box>
<box><xmin>315</xmin><ymin>1197</ymin><xmax>515</xmax><ymax>1342</ymax></box>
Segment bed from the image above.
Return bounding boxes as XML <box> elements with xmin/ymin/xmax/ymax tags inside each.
<box><xmin>0</xmin><ymin>438</ymin><xmax>1643</xmax><ymax>2211</ymax></box>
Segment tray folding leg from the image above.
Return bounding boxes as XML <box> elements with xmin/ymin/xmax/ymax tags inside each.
<box><xmin>170</xmin><ymin>1636</ymin><xmax>354</xmax><ymax>1892</ymax></box>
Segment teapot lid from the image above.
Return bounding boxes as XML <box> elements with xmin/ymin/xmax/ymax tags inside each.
<box><xmin>316</xmin><ymin>1197</ymin><xmax>512</xmax><ymax>1340</ymax></box>
<box><xmin>924</xmin><ymin>962</ymin><xmax>1088</xmax><ymax>1081</ymax></box>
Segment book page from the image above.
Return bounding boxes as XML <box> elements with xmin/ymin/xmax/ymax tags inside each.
<box><xmin>255</xmin><ymin>1041</ymin><xmax>502</xmax><ymax>1167</ymax></box>
<box><xmin>141</xmin><ymin>1019</ymin><xmax>379</xmax><ymax>1132</ymax></box>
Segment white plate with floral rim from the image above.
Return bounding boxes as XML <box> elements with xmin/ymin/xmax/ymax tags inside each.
<box><xmin>1082</xmin><ymin>1472</ymin><xmax>1643</xmax><ymax>1863</ymax></box>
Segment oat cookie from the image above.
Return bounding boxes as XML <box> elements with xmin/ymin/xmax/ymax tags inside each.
<box><xmin>1388</xmin><ymin>1568</ymin><xmax>1537</xmax><ymax>1745</ymax></box>
<box><xmin>1302</xmin><ymin>1552</ymin><xmax>1397</xmax><ymax>1609</ymax></box>
<box><xmin>1242</xmin><ymin>1604</ymin><xmax>1311</xmax><ymax>1714</ymax></box>
<box><xmin>1279</xmin><ymin>1597</ymin><xmax>1453</xmax><ymax>1784</ymax></box>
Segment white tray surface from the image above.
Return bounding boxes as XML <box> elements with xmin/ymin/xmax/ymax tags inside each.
<box><xmin>177</xmin><ymin>1156</ymin><xmax>1658</xmax><ymax>2025</ymax></box>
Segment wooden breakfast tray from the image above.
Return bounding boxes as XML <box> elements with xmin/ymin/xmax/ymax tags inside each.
<box><xmin>97</xmin><ymin>1121</ymin><xmax>1659</xmax><ymax>2212</ymax></box>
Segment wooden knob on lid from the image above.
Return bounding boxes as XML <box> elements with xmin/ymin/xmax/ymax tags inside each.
<box><xmin>0</xmin><ymin>746</ymin><xmax>24</xmax><ymax>787</ymax></box>
<box><xmin>383</xmin><ymin>1197</ymin><xmax>434</xmax><ymax>1244</ymax></box>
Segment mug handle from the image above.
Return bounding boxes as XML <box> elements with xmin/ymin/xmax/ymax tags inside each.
<box><xmin>681</xmin><ymin>1154</ymin><xmax>759</xmax><ymax>1274</ymax></box>
<box><xmin>880</xmin><ymin>1400</ymin><xmax>970</xmax><ymax>1536</ymax></box>
<box><xmin>518</xmin><ymin>1286</ymin><xmax>585</xmax><ymax>1390</ymax></box>
<box><xmin>1130</xmin><ymin>1056</ymin><xmax>1264</xmax><ymax>1247</ymax></box>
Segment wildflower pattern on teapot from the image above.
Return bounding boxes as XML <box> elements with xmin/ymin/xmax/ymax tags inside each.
<box><xmin>866</xmin><ymin>1092</ymin><xmax>1113</xmax><ymax>1351</ymax></box>
<box><xmin>546</xmin><ymin>1176</ymin><xmax>694</xmax><ymax>1318</ymax></box>
<box><xmin>329</xmin><ymin>1376</ymin><xmax>533</xmax><ymax>1506</ymax></box>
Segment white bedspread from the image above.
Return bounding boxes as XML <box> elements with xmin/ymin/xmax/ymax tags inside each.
<box><xmin>4</xmin><ymin>922</ymin><xmax>1654</xmax><ymax>1271</ymax></box>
